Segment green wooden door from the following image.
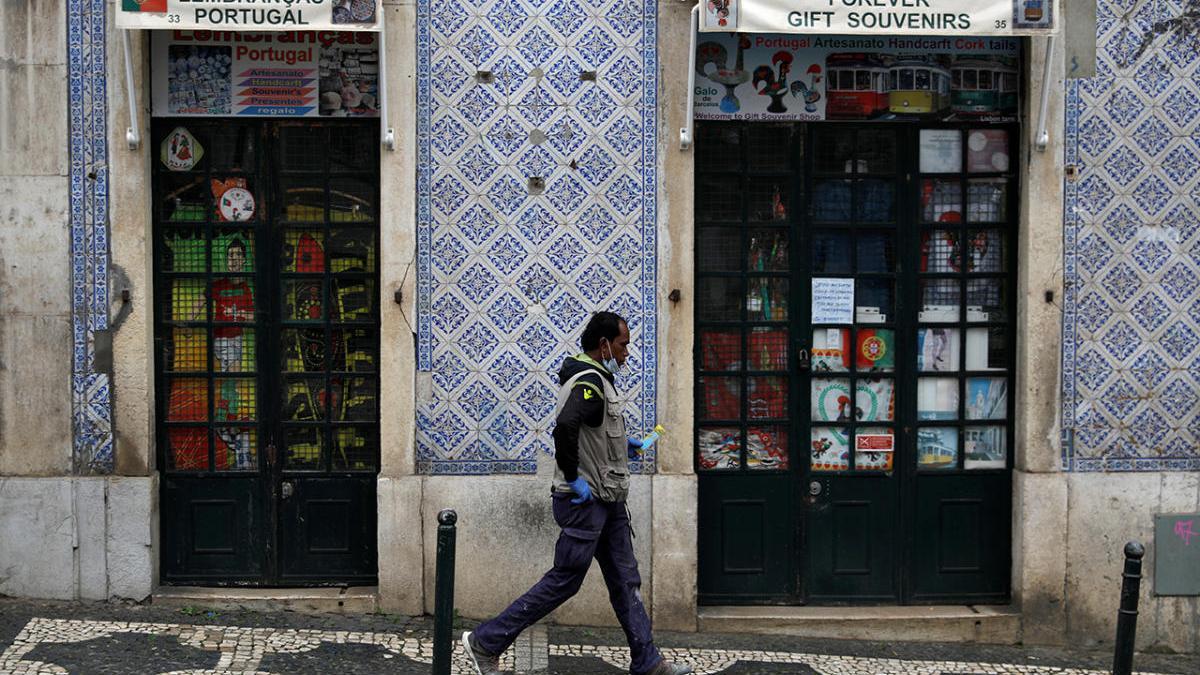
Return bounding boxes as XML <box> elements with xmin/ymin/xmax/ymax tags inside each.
<box><xmin>155</xmin><ymin>120</ymin><xmax>381</xmax><ymax>585</ymax></box>
<box><xmin>696</xmin><ymin>122</ymin><xmax>1014</xmax><ymax>605</ymax></box>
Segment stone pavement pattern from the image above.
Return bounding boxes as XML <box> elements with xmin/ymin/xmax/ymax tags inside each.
<box><xmin>0</xmin><ymin>599</ymin><xmax>1196</xmax><ymax>675</ymax></box>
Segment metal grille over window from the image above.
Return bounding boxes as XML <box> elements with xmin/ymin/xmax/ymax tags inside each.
<box><xmin>153</xmin><ymin>121</ymin><xmax>381</xmax><ymax>476</ymax></box>
<box><xmin>696</xmin><ymin>124</ymin><xmax>796</xmax><ymax>472</ymax></box>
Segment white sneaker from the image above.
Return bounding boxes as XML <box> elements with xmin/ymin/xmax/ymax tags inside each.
<box><xmin>461</xmin><ymin>631</ymin><xmax>501</xmax><ymax>675</ymax></box>
<box><xmin>645</xmin><ymin>660</ymin><xmax>694</xmax><ymax>675</ymax></box>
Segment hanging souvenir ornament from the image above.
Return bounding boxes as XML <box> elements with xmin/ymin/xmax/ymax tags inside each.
<box><xmin>211</xmin><ymin>178</ymin><xmax>256</xmax><ymax>222</ymax></box>
<box><xmin>160</xmin><ymin>127</ymin><xmax>204</xmax><ymax>172</ymax></box>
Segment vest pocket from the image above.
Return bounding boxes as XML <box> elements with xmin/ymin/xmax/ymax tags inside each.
<box><xmin>600</xmin><ymin>467</ymin><xmax>630</xmax><ymax>494</ymax></box>
<box><xmin>605</xmin><ymin>425</ymin><xmax>624</xmax><ymax>461</ymax></box>
<box><xmin>605</xmin><ymin>404</ymin><xmax>625</xmax><ymax>460</ymax></box>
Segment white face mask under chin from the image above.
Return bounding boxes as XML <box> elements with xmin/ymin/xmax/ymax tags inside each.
<box><xmin>602</xmin><ymin>342</ymin><xmax>621</xmax><ymax>374</ymax></box>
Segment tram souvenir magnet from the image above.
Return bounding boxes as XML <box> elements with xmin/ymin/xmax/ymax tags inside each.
<box><xmin>161</xmin><ymin>127</ymin><xmax>204</xmax><ymax>172</ymax></box>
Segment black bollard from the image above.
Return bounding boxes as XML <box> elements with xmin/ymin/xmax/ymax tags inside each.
<box><xmin>432</xmin><ymin>509</ymin><xmax>458</xmax><ymax>675</ymax></box>
<box><xmin>1112</xmin><ymin>540</ymin><xmax>1145</xmax><ymax>675</ymax></box>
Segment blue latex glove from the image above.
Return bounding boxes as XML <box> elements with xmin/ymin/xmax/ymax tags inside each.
<box><xmin>627</xmin><ymin>437</ymin><xmax>644</xmax><ymax>460</ymax></box>
<box><xmin>569</xmin><ymin>477</ymin><xmax>593</xmax><ymax>504</ymax></box>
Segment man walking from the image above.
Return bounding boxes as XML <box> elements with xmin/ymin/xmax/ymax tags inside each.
<box><xmin>463</xmin><ymin>312</ymin><xmax>691</xmax><ymax>675</ymax></box>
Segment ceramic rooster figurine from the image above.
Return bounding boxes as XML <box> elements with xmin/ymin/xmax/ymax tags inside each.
<box><xmin>696</xmin><ymin>35</ymin><xmax>753</xmax><ymax>114</ymax></box>
<box><xmin>790</xmin><ymin>64</ymin><xmax>823</xmax><ymax>113</ymax></box>
<box><xmin>753</xmin><ymin>51</ymin><xmax>793</xmax><ymax>113</ymax></box>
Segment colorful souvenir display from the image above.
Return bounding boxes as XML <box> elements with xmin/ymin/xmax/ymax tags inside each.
<box><xmin>698</xmin><ymin>427</ymin><xmax>741</xmax><ymax>470</ymax></box>
<box><xmin>811</xmin><ymin>429</ymin><xmax>850</xmax><ymax>471</ymax></box>
<box><xmin>746</xmin><ymin>427</ymin><xmax>788</xmax><ymax>470</ymax></box>
<box><xmin>212</xmin><ymin>178</ymin><xmax>256</xmax><ymax>222</ymax></box>
<box><xmin>160</xmin><ymin>127</ymin><xmax>204</xmax><ymax>171</ymax></box>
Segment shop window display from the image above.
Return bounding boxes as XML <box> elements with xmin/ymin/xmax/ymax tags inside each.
<box><xmin>153</xmin><ymin>121</ymin><xmax>380</xmax><ymax>475</ymax></box>
<box><xmin>696</xmin><ymin>124</ymin><xmax>1013</xmax><ymax>477</ymax></box>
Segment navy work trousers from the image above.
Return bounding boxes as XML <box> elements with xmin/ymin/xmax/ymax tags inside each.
<box><xmin>471</xmin><ymin>494</ymin><xmax>662</xmax><ymax>674</ymax></box>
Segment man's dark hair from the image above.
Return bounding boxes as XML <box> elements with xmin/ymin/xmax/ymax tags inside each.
<box><xmin>227</xmin><ymin>238</ymin><xmax>247</xmax><ymax>255</ymax></box>
<box><xmin>581</xmin><ymin>311</ymin><xmax>626</xmax><ymax>351</ymax></box>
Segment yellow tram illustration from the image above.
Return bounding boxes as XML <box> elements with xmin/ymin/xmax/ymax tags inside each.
<box><xmin>888</xmin><ymin>59</ymin><xmax>951</xmax><ymax>115</ymax></box>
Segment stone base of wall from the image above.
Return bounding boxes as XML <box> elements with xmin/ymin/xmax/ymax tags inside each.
<box><xmin>0</xmin><ymin>476</ymin><xmax>156</xmax><ymax>601</ymax></box>
<box><xmin>415</xmin><ymin>474</ymin><xmax>653</xmax><ymax>627</ymax></box>
<box><xmin>6</xmin><ymin>471</ymin><xmax>1194</xmax><ymax>653</ymax></box>
<box><xmin>378</xmin><ymin>472</ymin><xmax>698</xmax><ymax>627</ymax></box>
<box><xmin>1017</xmin><ymin>471</ymin><xmax>1200</xmax><ymax>653</ymax></box>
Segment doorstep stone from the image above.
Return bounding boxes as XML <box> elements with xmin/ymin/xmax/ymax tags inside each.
<box><xmin>151</xmin><ymin>586</ymin><xmax>379</xmax><ymax>614</ymax></box>
<box><xmin>697</xmin><ymin>605</ymin><xmax>1021</xmax><ymax>644</ymax></box>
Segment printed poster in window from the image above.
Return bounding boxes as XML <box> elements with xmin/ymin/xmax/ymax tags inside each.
<box><xmin>966</xmin><ymin>377</ymin><xmax>1007</xmax><ymax>419</ymax></box>
<box><xmin>811</xmin><ymin>428</ymin><xmax>850</xmax><ymax>471</ymax></box>
<box><xmin>812</xmin><ymin>328</ymin><xmax>849</xmax><ymax>372</ymax></box>
<box><xmin>856</xmin><ymin>328</ymin><xmax>894</xmax><ymax>371</ymax></box>
<box><xmin>855</xmin><ymin>378</ymin><xmax>895</xmax><ymax>423</ymax></box>
<box><xmin>152</xmin><ymin>31</ymin><xmax>380</xmax><ymax>118</ymax></box>
<box><xmin>967</xmin><ymin>130</ymin><xmax>1010</xmax><ymax>171</ymax></box>
<box><xmin>919</xmin><ymin>129</ymin><xmax>962</xmax><ymax>172</ymax></box>
<box><xmin>692</xmin><ymin>34</ymin><xmax>1019</xmax><ymax>122</ymax></box>
<box><xmin>965</xmin><ymin>426</ymin><xmax>1006</xmax><ymax>469</ymax></box>
<box><xmin>917</xmin><ymin>327</ymin><xmax>960</xmax><ymax>372</ymax></box>
<box><xmin>918</xmin><ymin>427</ymin><xmax>958</xmax><ymax>469</ymax></box>
<box><xmin>813</xmin><ymin>377</ymin><xmax>893</xmax><ymax>425</ymax></box>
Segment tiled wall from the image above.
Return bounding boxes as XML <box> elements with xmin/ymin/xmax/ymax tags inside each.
<box><xmin>1062</xmin><ymin>0</ymin><xmax>1200</xmax><ymax>471</ymax></box>
<box><xmin>71</xmin><ymin>0</ymin><xmax>1197</xmax><ymax>476</ymax></box>
<box><xmin>415</xmin><ymin>0</ymin><xmax>659</xmax><ymax>473</ymax></box>
<box><xmin>69</xmin><ymin>0</ymin><xmax>115</xmax><ymax>474</ymax></box>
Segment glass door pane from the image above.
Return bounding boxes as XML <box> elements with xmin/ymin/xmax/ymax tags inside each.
<box><xmin>914</xmin><ymin>127</ymin><xmax>1015</xmax><ymax>473</ymax></box>
<box><xmin>695</xmin><ymin>124</ymin><xmax>797</xmax><ymax>474</ymax></box>
<box><xmin>807</xmin><ymin>127</ymin><xmax>900</xmax><ymax>475</ymax></box>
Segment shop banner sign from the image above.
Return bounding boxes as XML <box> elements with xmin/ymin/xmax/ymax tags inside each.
<box><xmin>694</xmin><ymin>33</ymin><xmax>1018</xmax><ymax>122</ymax></box>
<box><xmin>701</xmin><ymin>0</ymin><xmax>1055</xmax><ymax>35</ymax></box>
<box><xmin>119</xmin><ymin>0</ymin><xmax>380</xmax><ymax>32</ymax></box>
<box><xmin>152</xmin><ymin>31</ymin><xmax>380</xmax><ymax>117</ymax></box>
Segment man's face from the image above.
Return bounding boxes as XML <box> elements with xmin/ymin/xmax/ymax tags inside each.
<box><xmin>603</xmin><ymin>321</ymin><xmax>631</xmax><ymax>367</ymax></box>
<box><xmin>227</xmin><ymin>245</ymin><xmax>245</xmax><ymax>272</ymax></box>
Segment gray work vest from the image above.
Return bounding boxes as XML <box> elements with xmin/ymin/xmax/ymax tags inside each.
<box><xmin>552</xmin><ymin>367</ymin><xmax>631</xmax><ymax>503</ymax></box>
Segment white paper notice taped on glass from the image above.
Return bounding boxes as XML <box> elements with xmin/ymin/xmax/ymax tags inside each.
<box><xmin>812</xmin><ymin>278</ymin><xmax>855</xmax><ymax>325</ymax></box>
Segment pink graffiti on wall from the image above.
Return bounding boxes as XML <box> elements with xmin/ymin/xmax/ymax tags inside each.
<box><xmin>1174</xmin><ymin>519</ymin><xmax>1196</xmax><ymax>546</ymax></box>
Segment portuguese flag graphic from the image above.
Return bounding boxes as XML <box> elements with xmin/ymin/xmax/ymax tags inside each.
<box><xmin>122</xmin><ymin>0</ymin><xmax>167</xmax><ymax>12</ymax></box>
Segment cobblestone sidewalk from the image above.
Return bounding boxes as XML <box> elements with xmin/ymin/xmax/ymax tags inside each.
<box><xmin>0</xmin><ymin>598</ymin><xmax>1196</xmax><ymax>675</ymax></box>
